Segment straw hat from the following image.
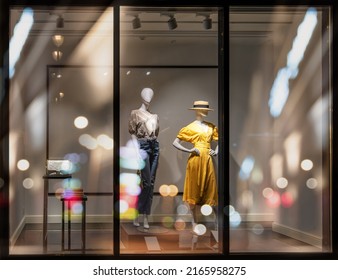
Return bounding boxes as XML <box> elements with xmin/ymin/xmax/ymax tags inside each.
<box><xmin>189</xmin><ymin>100</ymin><xmax>214</xmax><ymax>111</ymax></box>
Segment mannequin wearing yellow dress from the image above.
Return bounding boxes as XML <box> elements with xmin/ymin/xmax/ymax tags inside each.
<box><xmin>173</xmin><ymin>100</ymin><xmax>218</xmax><ymax>230</ymax></box>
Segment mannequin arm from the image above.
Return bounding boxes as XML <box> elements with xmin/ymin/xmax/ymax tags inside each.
<box><xmin>209</xmin><ymin>144</ymin><xmax>218</xmax><ymax>156</ymax></box>
<box><xmin>173</xmin><ymin>138</ymin><xmax>200</xmax><ymax>155</ymax></box>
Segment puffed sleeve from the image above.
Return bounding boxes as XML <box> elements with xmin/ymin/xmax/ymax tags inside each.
<box><xmin>128</xmin><ymin>111</ymin><xmax>137</xmax><ymax>135</ymax></box>
<box><xmin>177</xmin><ymin>126</ymin><xmax>193</xmax><ymax>142</ymax></box>
<box><xmin>212</xmin><ymin>125</ymin><xmax>218</xmax><ymax>141</ymax></box>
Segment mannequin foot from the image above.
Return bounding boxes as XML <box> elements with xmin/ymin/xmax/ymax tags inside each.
<box><xmin>133</xmin><ymin>217</ymin><xmax>140</xmax><ymax>227</ymax></box>
<box><xmin>144</xmin><ymin>215</ymin><xmax>149</xmax><ymax>229</ymax></box>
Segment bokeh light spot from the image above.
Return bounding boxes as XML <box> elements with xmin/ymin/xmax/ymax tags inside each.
<box><xmin>266</xmin><ymin>191</ymin><xmax>281</xmax><ymax>208</ymax></box>
<box><xmin>23</xmin><ymin>178</ymin><xmax>34</xmax><ymax>189</ymax></box>
<box><xmin>72</xmin><ymin>202</ymin><xmax>83</xmax><ymax>214</ymax></box>
<box><xmin>120</xmin><ymin>199</ymin><xmax>129</xmax><ymax>213</ymax></box>
<box><xmin>97</xmin><ymin>134</ymin><xmax>114</xmax><ymax>150</ymax></box>
<box><xmin>229</xmin><ymin>211</ymin><xmax>241</xmax><ymax>227</ymax></box>
<box><xmin>79</xmin><ymin>134</ymin><xmax>98</xmax><ymax>150</ymax></box>
<box><xmin>306</xmin><ymin>178</ymin><xmax>318</xmax><ymax>189</ymax></box>
<box><xmin>162</xmin><ymin>216</ymin><xmax>174</xmax><ymax>228</ymax></box>
<box><xmin>276</xmin><ymin>177</ymin><xmax>288</xmax><ymax>189</ymax></box>
<box><xmin>201</xmin><ymin>204</ymin><xmax>213</xmax><ymax>216</ymax></box>
<box><xmin>252</xmin><ymin>224</ymin><xmax>264</xmax><ymax>235</ymax></box>
<box><xmin>120</xmin><ymin>207</ymin><xmax>138</xmax><ymax>220</ymax></box>
<box><xmin>194</xmin><ymin>224</ymin><xmax>207</xmax><ymax>235</ymax></box>
<box><xmin>301</xmin><ymin>159</ymin><xmax>313</xmax><ymax>171</ymax></box>
<box><xmin>168</xmin><ymin>184</ymin><xmax>178</xmax><ymax>197</ymax></box>
<box><xmin>74</xmin><ymin>116</ymin><xmax>88</xmax><ymax>129</ymax></box>
<box><xmin>251</xmin><ymin>167</ymin><xmax>263</xmax><ymax>184</ymax></box>
<box><xmin>262</xmin><ymin>187</ymin><xmax>274</xmax><ymax>199</ymax></box>
<box><xmin>174</xmin><ymin>219</ymin><xmax>186</xmax><ymax>231</ymax></box>
<box><xmin>177</xmin><ymin>204</ymin><xmax>189</xmax><ymax>215</ymax></box>
<box><xmin>281</xmin><ymin>192</ymin><xmax>294</xmax><ymax>208</ymax></box>
<box><xmin>159</xmin><ymin>184</ymin><xmax>170</xmax><ymax>197</ymax></box>
<box><xmin>17</xmin><ymin>159</ymin><xmax>30</xmax><ymax>171</ymax></box>
<box><xmin>224</xmin><ymin>205</ymin><xmax>235</xmax><ymax>216</ymax></box>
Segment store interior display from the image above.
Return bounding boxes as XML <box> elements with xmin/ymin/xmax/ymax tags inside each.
<box><xmin>5</xmin><ymin>4</ymin><xmax>331</xmax><ymax>257</ymax></box>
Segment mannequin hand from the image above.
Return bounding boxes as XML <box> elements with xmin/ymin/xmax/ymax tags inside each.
<box><xmin>209</xmin><ymin>149</ymin><xmax>218</xmax><ymax>156</ymax></box>
<box><xmin>190</xmin><ymin>148</ymin><xmax>200</xmax><ymax>156</ymax></box>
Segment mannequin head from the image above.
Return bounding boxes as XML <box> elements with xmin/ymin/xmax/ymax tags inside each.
<box><xmin>189</xmin><ymin>100</ymin><xmax>213</xmax><ymax>120</ymax></box>
<box><xmin>195</xmin><ymin>109</ymin><xmax>209</xmax><ymax>119</ymax></box>
<box><xmin>141</xmin><ymin>88</ymin><xmax>154</xmax><ymax>106</ymax></box>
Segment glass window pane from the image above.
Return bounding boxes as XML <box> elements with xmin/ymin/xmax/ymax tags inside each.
<box><xmin>9</xmin><ymin>6</ymin><xmax>114</xmax><ymax>255</ymax></box>
<box><xmin>229</xmin><ymin>6</ymin><xmax>331</xmax><ymax>253</ymax></box>
<box><xmin>120</xmin><ymin>7</ymin><xmax>222</xmax><ymax>254</ymax></box>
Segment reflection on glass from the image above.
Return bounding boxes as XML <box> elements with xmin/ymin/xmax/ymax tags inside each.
<box><xmin>120</xmin><ymin>7</ymin><xmax>220</xmax><ymax>254</ymax></box>
<box><xmin>230</xmin><ymin>6</ymin><xmax>331</xmax><ymax>252</ymax></box>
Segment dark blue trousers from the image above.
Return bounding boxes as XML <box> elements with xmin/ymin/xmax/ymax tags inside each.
<box><xmin>137</xmin><ymin>139</ymin><xmax>160</xmax><ymax>215</ymax></box>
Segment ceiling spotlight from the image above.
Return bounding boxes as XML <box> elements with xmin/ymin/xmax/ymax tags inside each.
<box><xmin>52</xmin><ymin>34</ymin><xmax>64</xmax><ymax>47</ymax></box>
<box><xmin>203</xmin><ymin>15</ymin><xmax>212</xmax><ymax>30</ymax></box>
<box><xmin>56</xmin><ymin>15</ymin><xmax>64</xmax><ymax>28</ymax></box>
<box><xmin>132</xmin><ymin>15</ymin><xmax>141</xmax><ymax>29</ymax></box>
<box><xmin>52</xmin><ymin>50</ymin><xmax>63</xmax><ymax>61</ymax></box>
<box><xmin>168</xmin><ymin>15</ymin><xmax>177</xmax><ymax>30</ymax></box>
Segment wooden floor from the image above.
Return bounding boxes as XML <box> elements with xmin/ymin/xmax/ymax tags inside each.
<box><xmin>10</xmin><ymin>222</ymin><xmax>322</xmax><ymax>256</ymax></box>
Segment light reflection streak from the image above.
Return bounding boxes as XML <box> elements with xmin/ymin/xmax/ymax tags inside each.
<box><xmin>239</xmin><ymin>156</ymin><xmax>255</xmax><ymax>180</ymax></box>
<box><xmin>270</xmin><ymin>153</ymin><xmax>283</xmax><ymax>182</ymax></box>
<box><xmin>9</xmin><ymin>8</ymin><xmax>34</xmax><ymax>78</ymax></box>
<box><xmin>269</xmin><ymin>8</ymin><xmax>318</xmax><ymax>117</ymax></box>
<box><xmin>284</xmin><ymin>132</ymin><xmax>301</xmax><ymax>175</ymax></box>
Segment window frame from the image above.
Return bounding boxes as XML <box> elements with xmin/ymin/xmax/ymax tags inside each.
<box><xmin>0</xmin><ymin>0</ymin><xmax>337</xmax><ymax>260</ymax></box>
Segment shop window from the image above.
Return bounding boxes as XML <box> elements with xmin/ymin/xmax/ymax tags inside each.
<box><xmin>119</xmin><ymin>7</ymin><xmax>222</xmax><ymax>254</ymax></box>
<box><xmin>229</xmin><ymin>6</ymin><xmax>332</xmax><ymax>252</ymax></box>
<box><xmin>9</xmin><ymin>6</ymin><xmax>114</xmax><ymax>255</ymax></box>
<box><xmin>4</xmin><ymin>2</ymin><xmax>333</xmax><ymax>258</ymax></box>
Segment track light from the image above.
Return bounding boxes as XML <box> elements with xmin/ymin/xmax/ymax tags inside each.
<box><xmin>52</xmin><ymin>50</ymin><xmax>63</xmax><ymax>61</ymax></box>
<box><xmin>168</xmin><ymin>15</ymin><xmax>177</xmax><ymax>30</ymax></box>
<box><xmin>203</xmin><ymin>15</ymin><xmax>212</xmax><ymax>30</ymax></box>
<box><xmin>56</xmin><ymin>15</ymin><xmax>64</xmax><ymax>28</ymax></box>
<box><xmin>52</xmin><ymin>34</ymin><xmax>64</xmax><ymax>47</ymax></box>
<box><xmin>132</xmin><ymin>15</ymin><xmax>141</xmax><ymax>29</ymax></box>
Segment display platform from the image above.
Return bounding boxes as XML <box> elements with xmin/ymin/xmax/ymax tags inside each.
<box><xmin>121</xmin><ymin>222</ymin><xmax>218</xmax><ymax>253</ymax></box>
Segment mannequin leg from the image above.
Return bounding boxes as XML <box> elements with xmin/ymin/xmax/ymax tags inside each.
<box><xmin>133</xmin><ymin>214</ymin><xmax>140</xmax><ymax>227</ymax></box>
<box><xmin>143</xmin><ymin>214</ymin><xmax>149</xmax><ymax>229</ymax></box>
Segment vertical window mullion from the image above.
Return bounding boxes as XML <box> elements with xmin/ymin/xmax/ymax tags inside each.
<box><xmin>113</xmin><ymin>4</ymin><xmax>121</xmax><ymax>257</ymax></box>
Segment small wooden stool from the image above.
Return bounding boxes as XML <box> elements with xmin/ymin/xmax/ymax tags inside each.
<box><xmin>61</xmin><ymin>190</ymin><xmax>87</xmax><ymax>252</ymax></box>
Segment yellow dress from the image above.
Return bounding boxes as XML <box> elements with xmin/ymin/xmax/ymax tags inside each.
<box><xmin>177</xmin><ymin>121</ymin><xmax>218</xmax><ymax>206</ymax></box>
